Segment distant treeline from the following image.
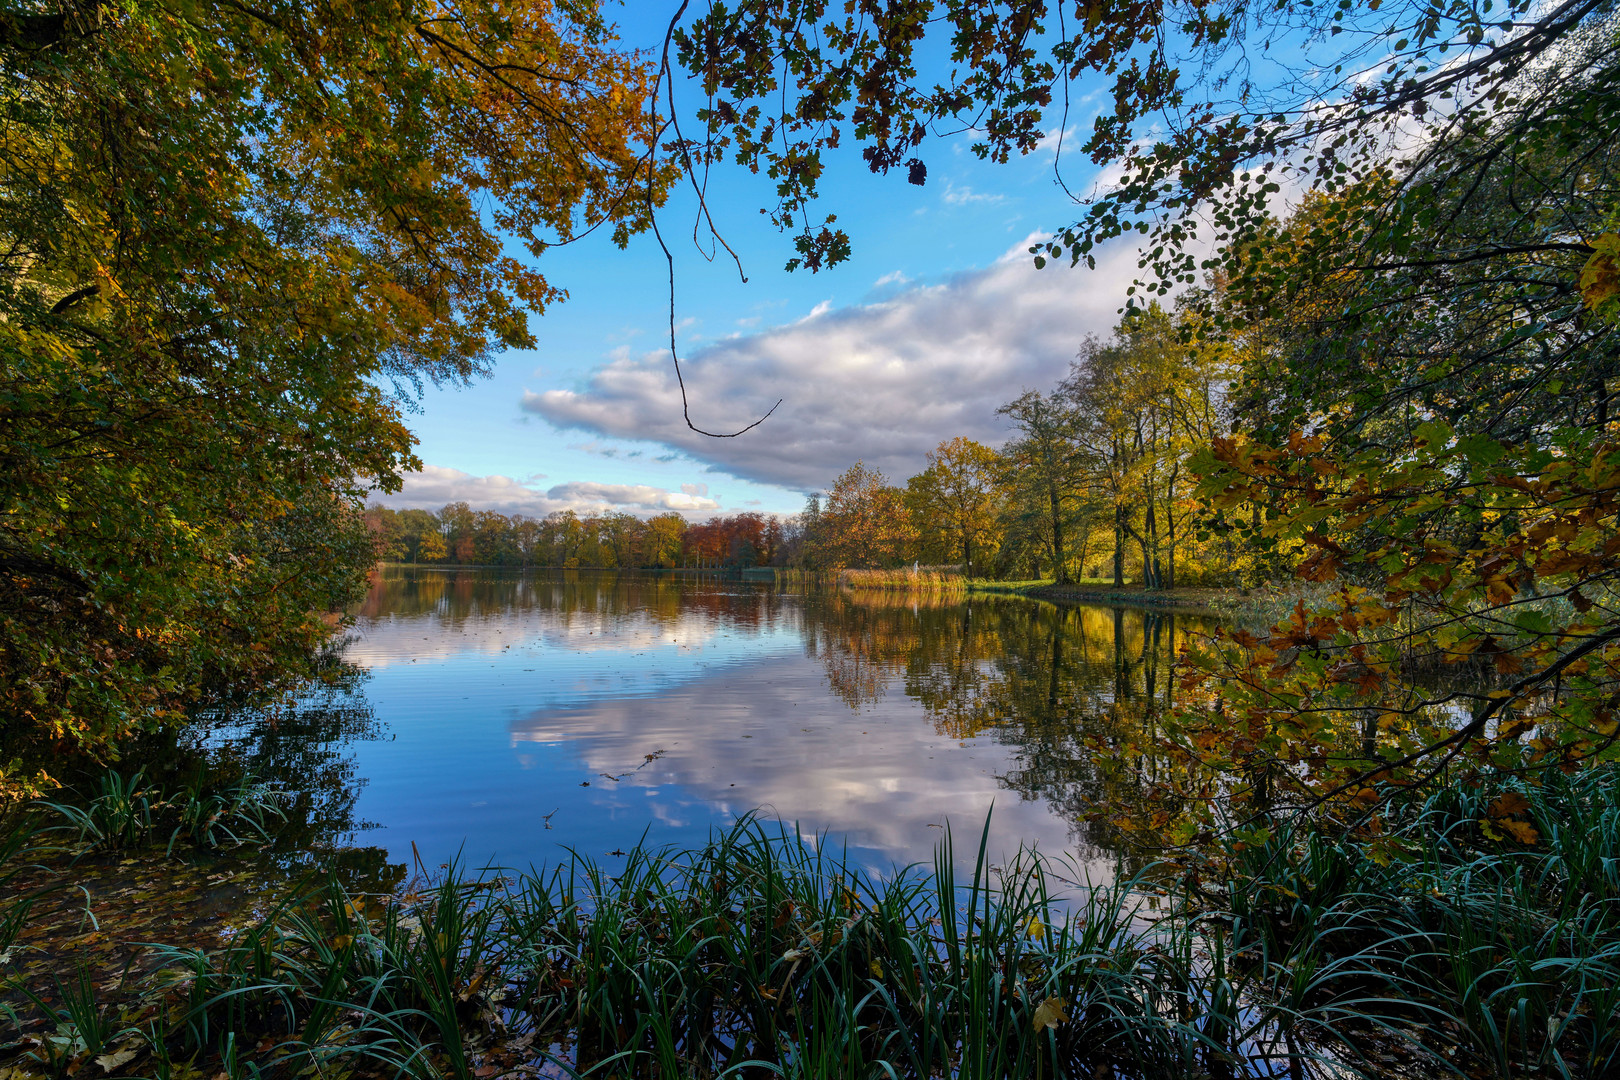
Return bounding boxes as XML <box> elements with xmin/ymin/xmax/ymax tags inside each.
<box><xmin>363</xmin><ymin>504</ymin><xmax>790</xmax><ymax>570</ymax></box>
<box><xmin>368</xmin><ymin>304</ymin><xmax>1252</xmax><ymax>585</ymax></box>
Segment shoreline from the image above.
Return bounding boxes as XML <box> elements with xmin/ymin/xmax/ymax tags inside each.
<box><xmin>1017</xmin><ymin>583</ymin><xmax>1230</xmax><ymax>610</ymax></box>
<box><xmin>372</xmin><ymin>563</ymin><xmax>1239</xmax><ymax>612</ymax></box>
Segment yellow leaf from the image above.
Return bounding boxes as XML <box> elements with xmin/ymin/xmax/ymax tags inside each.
<box><xmin>869</xmin><ymin>958</ymin><xmax>884</xmax><ymax>980</ymax></box>
<box><xmin>95</xmin><ymin>1048</ymin><xmax>139</xmax><ymax>1072</ymax></box>
<box><xmin>1500</xmin><ymin>819</ymin><xmax>1539</xmax><ymax>845</ymax></box>
<box><xmin>1579</xmin><ymin>233</ymin><xmax>1620</xmax><ymax>313</ymax></box>
<box><xmin>1498</xmin><ymin>717</ymin><xmax>1536</xmax><ymax>741</ymax></box>
<box><xmin>1025</xmin><ymin>915</ymin><xmax>1045</xmax><ymax>941</ymax></box>
<box><xmin>1032</xmin><ymin>995</ymin><xmax>1068</xmax><ymax>1032</ymax></box>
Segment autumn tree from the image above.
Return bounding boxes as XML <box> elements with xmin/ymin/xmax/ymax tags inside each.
<box><xmin>815</xmin><ymin>463</ymin><xmax>916</xmax><ymax>569</ymax></box>
<box><xmin>396</xmin><ymin>510</ymin><xmax>443</xmax><ymax>564</ymax></box>
<box><xmin>906</xmin><ymin>438</ymin><xmax>1003</xmax><ymax>576</ymax></box>
<box><xmin>416</xmin><ymin>529</ymin><xmax>449</xmax><ymax>565</ymax></box>
<box><xmin>1065</xmin><ymin>305</ymin><xmax>1235</xmax><ymax>589</ymax></box>
<box><xmin>996</xmin><ymin>392</ymin><xmax>1084</xmax><ymax>584</ymax></box>
<box><xmin>364</xmin><ymin>506</ymin><xmax>406</xmax><ymax>562</ymax></box>
<box><xmin>643</xmin><ymin>513</ymin><xmax>688</xmax><ymax>568</ymax></box>
<box><xmin>0</xmin><ymin>0</ymin><xmax>673</xmax><ymax>782</ymax></box>
<box><xmin>1163</xmin><ymin>52</ymin><xmax>1620</xmax><ymax>826</ymax></box>
<box><xmin>511</xmin><ymin>516</ymin><xmax>542</xmax><ymax>567</ymax></box>
<box><xmin>685</xmin><ymin>512</ymin><xmax>774</xmax><ymax>567</ymax></box>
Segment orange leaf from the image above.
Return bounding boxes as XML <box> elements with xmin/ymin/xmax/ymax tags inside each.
<box><xmin>1489</xmin><ymin>792</ymin><xmax>1531</xmax><ymax>817</ymax></box>
<box><xmin>1497</xmin><ymin>717</ymin><xmax>1536</xmax><ymax>741</ymax></box>
<box><xmin>1499</xmin><ymin>819</ymin><xmax>1539</xmax><ymax>845</ymax></box>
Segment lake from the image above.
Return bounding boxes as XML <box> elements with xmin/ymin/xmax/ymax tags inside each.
<box><xmin>205</xmin><ymin>568</ymin><xmax>1207</xmax><ymax>885</ymax></box>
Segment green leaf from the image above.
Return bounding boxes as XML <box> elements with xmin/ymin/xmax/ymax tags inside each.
<box><xmin>1413</xmin><ymin>420</ymin><xmax>1452</xmax><ymax>452</ymax></box>
<box><xmin>1457</xmin><ymin>434</ymin><xmax>1505</xmax><ymax>467</ymax></box>
<box><xmin>1512</xmin><ymin>610</ymin><xmax>1555</xmax><ymax>636</ymax></box>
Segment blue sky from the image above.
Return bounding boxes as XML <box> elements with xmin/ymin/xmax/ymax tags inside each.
<box><xmin>376</xmin><ymin>3</ymin><xmax>1147</xmax><ymax>522</ymax></box>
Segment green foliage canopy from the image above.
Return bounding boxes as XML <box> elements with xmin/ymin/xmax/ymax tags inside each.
<box><xmin>0</xmin><ymin>0</ymin><xmax>670</xmax><ymax>790</ymax></box>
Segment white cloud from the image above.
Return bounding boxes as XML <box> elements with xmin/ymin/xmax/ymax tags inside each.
<box><xmin>506</xmin><ymin>651</ymin><xmax>1107</xmax><ymax>875</ymax></box>
<box><xmin>523</xmin><ymin>237</ymin><xmax>1149</xmax><ymax>492</ymax></box>
<box><xmin>873</xmin><ymin>270</ymin><xmax>911</xmax><ymax>287</ymax></box>
<box><xmin>941</xmin><ymin>180</ymin><xmax>1006</xmax><ymax>206</ymax></box>
<box><xmin>345</xmin><ymin>604</ymin><xmax>732</xmax><ymax>671</ymax></box>
<box><xmin>543</xmin><ymin>482</ymin><xmax>721</xmax><ymax>513</ymax></box>
<box><xmin>1033</xmin><ymin>124</ymin><xmax>1079</xmax><ymax>159</ymax></box>
<box><xmin>373</xmin><ymin>465</ymin><xmax>721</xmax><ymax>518</ymax></box>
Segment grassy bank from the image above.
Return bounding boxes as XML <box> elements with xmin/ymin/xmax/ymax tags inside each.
<box><xmin>1024</xmin><ymin>583</ymin><xmax>1229</xmax><ymax>609</ymax></box>
<box><xmin>5</xmin><ymin>766</ymin><xmax>1620</xmax><ymax>1078</ymax></box>
<box><xmin>780</xmin><ymin>568</ymin><xmax>1061</xmax><ymax>594</ymax></box>
<box><xmin>774</xmin><ymin>569</ymin><xmax>1236</xmax><ymax>610</ymax></box>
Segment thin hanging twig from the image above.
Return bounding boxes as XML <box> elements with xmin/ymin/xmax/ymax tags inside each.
<box><xmin>649</xmin><ymin>0</ymin><xmax>781</xmax><ymax>438</ymax></box>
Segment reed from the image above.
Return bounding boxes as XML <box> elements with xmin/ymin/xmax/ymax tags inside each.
<box><xmin>2</xmin><ymin>816</ymin><xmax>1219</xmax><ymax>1078</ymax></box>
<box><xmin>35</xmin><ymin>768</ymin><xmax>286</xmax><ymax>856</ymax></box>
<box><xmin>5</xmin><ymin>769</ymin><xmax>1620</xmax><ymax>1078</ymax></box>
<box><xmin>832</xmin><ymin>565</ymin><xmax>969</xmax><ymax>591</ymax></box>
<box><xmin>1202</xmin><ymin>765</ymin><xmax>1620</xmax><ymax>1078</ymax></box>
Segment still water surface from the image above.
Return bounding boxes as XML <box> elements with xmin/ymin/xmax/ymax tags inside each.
<box><xmin>209</xmin><ymin>568</ymin><xmax>1206</xmax><ymax>881</ymax></box>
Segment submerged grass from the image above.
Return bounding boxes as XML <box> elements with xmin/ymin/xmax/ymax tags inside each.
<box><xmin>4</xmin><ymin>768</ymin><xmax>1620</xmax><ymax>1078</ymax></box>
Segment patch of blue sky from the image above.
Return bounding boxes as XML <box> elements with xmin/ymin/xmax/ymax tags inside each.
<box><xmin>380</xmin><ymin>0</ymin><xmax>1338</xmax><ymax>517</ymax></box>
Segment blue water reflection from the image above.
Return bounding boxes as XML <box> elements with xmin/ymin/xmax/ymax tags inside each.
<box><xmin>215</xmin><ymin>568</ymin><xmax>1207</xmax><ymax>882</ymax></box>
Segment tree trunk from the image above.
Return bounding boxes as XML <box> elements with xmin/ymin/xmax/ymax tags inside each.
<box><xmin>1165</xmin><ymin>494</ymin><xmax>1176</xmax><ymax>590</ymax></box>
<box><xmin>1049</xmin><ymin>483</ymin><xmax>1068</xmax><ymax>584</ymax></box>
<box><xmin>1112</xmin><ymin>605</ymin><xmax>1127</xmax><ymax>704</ymax></box>
<box><xmin>1048</xmin><ymin>613</ymin><xmax>1063</xmax><ymax>708</ymax></box>
<box><xmin>1113</xmin><ymin>503</ymin><xmax>1125</xmax><ymax>587</ymax></box>
<box><xmin>1143</xmin><ymin>494</ymin><xmax>1161</xmax><ymax>589</ymax></box>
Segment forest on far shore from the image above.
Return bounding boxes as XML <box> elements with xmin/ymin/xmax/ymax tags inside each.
<box><xmin>367</xmin><ymin>305</ymin><xmax>1247</xmax><ymax>586</ymax></box>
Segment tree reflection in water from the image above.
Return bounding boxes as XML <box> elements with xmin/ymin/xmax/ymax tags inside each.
<box><xmin>190</xmin><ymin>652</ymin><xmax>406</xmax><ymax>894</ymax></box>
<box><xmin>806</xmin><ymin>591</ymin><xmax>1212</xmax><ymax>859</ymax></box>
<box><xmin>221</xmin><ymin>568</ymin><xmax>1214</xmax><ymax>871</ymax></box>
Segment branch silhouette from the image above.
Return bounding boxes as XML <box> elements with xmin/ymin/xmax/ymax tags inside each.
<box><xmin>650</xmin><ymin>1</ymin><xmax>781</xmax><ymax>439</ymax></box>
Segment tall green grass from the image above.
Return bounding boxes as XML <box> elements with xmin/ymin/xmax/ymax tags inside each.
<box><xmin>1203</xmin><ymin>766</ymin><xmax>1620</xmax><ymax>1078</ymax></box>
<box><xmin>2</xmin><ymin>817</ymin><xmax>1221</xmax><ymax>1078</ymax></box>
<box><xmin>6</xmin><ymin>770</ymin><xmax>1620</xmax><ymax>1078</ymax></box>
<box><xmin>36</xmin><ymin>768</ymin><xmax>286</xmax><ymax>856</ymax></box>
